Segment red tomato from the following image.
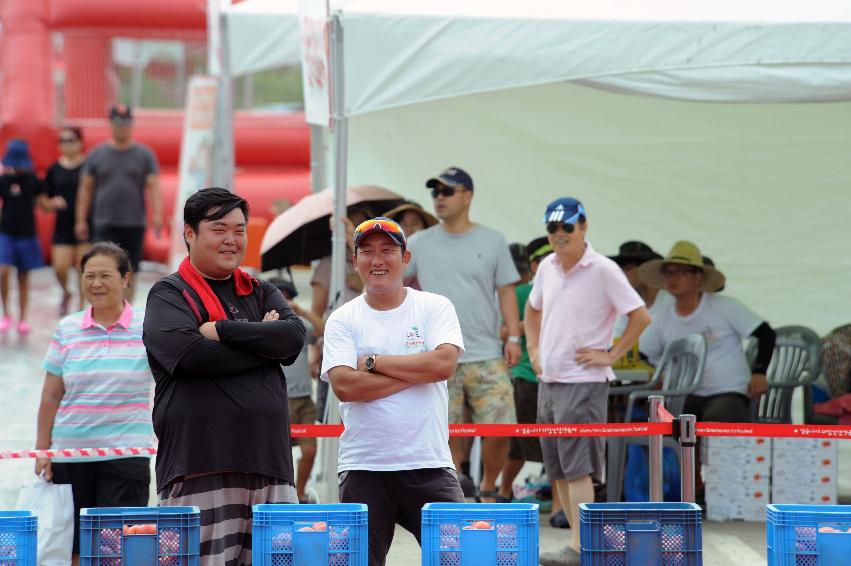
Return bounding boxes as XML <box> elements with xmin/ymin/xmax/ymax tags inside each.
<box><xmin>137</xmin><ymin>524</ymin><xmax>157</xmax><ymax>535</ymax></box>
<box><xmin>312</xmin><ymin>522</ymin><xmax>327</xmax><ymax>531</ymax></box>
<box><xmin>472</xmin><ymin>521</ymin><xmax>492</xmax><ymax>530</ymax></box>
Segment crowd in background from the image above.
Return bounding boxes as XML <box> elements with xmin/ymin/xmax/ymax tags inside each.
<box><xmin>1</xmin><ymin>105</ymin><xmax>850</xmax><ymax>565</ymax></box>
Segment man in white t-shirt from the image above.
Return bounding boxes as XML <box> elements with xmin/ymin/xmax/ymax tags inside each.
<box><xmin>527</xmin><ymin>198</ymin><xmax>651</xmax><ymax>566</ymax></box>
<box><xmin>638</xmin><ymin>241</ymin><xmax>776</xmax><ymax>422</ymax></box>
<box><xmin>321</xmin><ymin>217</ymin><xmax>465</xmax><ymax>566</ymax></box>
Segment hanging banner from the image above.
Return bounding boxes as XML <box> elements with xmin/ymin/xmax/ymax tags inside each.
<box><xmin>298</xmin><ymin>0</ymin><xmax>331</xmax><ymax>126</ymax></box>
<box><xmin>169</xmin><ymin>75</ymin><xmax>218</xmax><ymax>271</ymax></box>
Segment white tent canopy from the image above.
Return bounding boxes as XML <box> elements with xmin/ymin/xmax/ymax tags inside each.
<box><xmin>223</xmin><ymin>0</ymin><xmax>851</xmax><ymax>332</ymax></box>
<box><xmin>222</xmin><ymin>0</ymin><xmax>299</xmax><ymax>77</ymax></box>
<box><xmin>334</xmin><ymin>0</ymin><xmax>851</xmax><ymax>334</ymax></box>
<box><xmin>338</xmin><ymin>0</ymin><xmax>851</xmax><ymax>113</ymax></box>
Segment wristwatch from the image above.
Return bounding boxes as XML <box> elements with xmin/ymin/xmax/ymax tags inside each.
<box><xmin>365</xmin><ymin>354</ymin><xmax>378</xmax><ymax>372</ymax></box>
<box><xmin>507</xmin><ymin>336</ymin><xmax>522</xmax><ymax>345</ymax></box>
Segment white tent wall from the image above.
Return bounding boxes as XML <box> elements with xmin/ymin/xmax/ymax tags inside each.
<box><xmin>348</xmin><ymin>82</ymin><xmax>851</xmax><ymax>335</ymax></box>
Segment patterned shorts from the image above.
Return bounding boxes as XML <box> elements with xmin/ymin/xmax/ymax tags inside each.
<box><xmin>160</xmin><ymin>472</ymin><xmax>297</xmax><ymax>566</ymax></box>
<box><xmin>448</xmin><ymin>358</ymin><xmax>517</xmax><ymax>424</ymax></box>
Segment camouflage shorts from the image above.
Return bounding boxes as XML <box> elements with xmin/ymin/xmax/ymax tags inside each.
<box><xmin>448</xmin><ymin>359</ymin><xmax>517</xmax><ymax>424</ymax></box>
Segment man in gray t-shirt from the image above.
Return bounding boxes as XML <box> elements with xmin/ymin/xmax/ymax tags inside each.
<box><xmin>75</xmin><ymin>105</ymin><xmax>162</xmax><ymax>296</ymax></box>
<box><xmin>406</xmin><ymin>166</ymin><xmax>521</xmax><ymax>503</ymax></box>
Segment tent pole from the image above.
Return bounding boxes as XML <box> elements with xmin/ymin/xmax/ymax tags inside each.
<box><xmin>209</xmin><ymin>0</ymin><xmax>235</xmax><ymax>190</ymax></box>
<box><xmin>316</xmin><ymin>11</ymin><xmax>346</xmax><ymax>505</ymax></box>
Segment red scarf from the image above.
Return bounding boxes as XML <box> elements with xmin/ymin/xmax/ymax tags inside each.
<box><xmin>178</xmin><ymin>257</ymin><xmax>259</xmax><ymax>322</ymax></box>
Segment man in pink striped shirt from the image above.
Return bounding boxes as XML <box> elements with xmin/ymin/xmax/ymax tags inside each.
<box><xmin>526</xmin><ymin>198</ymin><xmax>650</xmax><ymax>566</ymax></box>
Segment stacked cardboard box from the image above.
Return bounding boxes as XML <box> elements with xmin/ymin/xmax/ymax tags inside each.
<box><xmin>704</xmin><ymin>437</ymin><xmax>771</xmax><ymax>521</ymax></box>
<box><xmin>771</xmin><ymin>438</ymin><xmax>838</xmax><ymax>505</ymax></box>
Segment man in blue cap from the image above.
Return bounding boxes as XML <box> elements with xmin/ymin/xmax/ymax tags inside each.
<box><xmin>526</xmin><ymin>198</ymin><xmax>650</xmax><ymax>566</ymax></box>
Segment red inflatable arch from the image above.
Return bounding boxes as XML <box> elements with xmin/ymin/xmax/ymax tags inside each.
<box><xmin>1</xmin><ymin>0</ymin><xmax>311</xmax><ymax>266</ymax></box>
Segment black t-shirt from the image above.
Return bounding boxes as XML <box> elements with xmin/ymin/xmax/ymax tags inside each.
<box><xmin>143</xmin><ymin>274</ymin><xmax>307</xmax><ymax>492</ymax></box>
<box><xmin>0</xmin><ymin>172</ymin><xmax>43</xmax><ymax>237</ymax></box>
<box><xmin>44</xmin><ymin>162</ymin><xmax>84</xmax><ymax>241</ymax></box>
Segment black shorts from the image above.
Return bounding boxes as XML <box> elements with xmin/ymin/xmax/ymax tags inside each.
<box><xmin>51</xmin><ymin>457</ymin><xmax>151</xmax><ymax>554</ymax></box>
<box><xmin>683</xmin><ymin>393</ymin><xmax>751</xmax><ymax>422</ymax></box>
<box><xmin>509</xmin><ymin>379</ymin><xmax>543</xmax><ymax>462</ymax></box>
<box><xmin>93</xmin><ymin>225</ymin><xmax>146</xmax><ymax>271</ymax></box>
<box><xmin>339</xmin><ymin>468</ymin><xmax>464</xmax><ymax>566</ymax></box>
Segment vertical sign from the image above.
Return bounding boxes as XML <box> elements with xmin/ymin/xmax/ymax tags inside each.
<box><xmin>169</xmin><ymin>75</ymin><xmax>218</xmax><ymax>271</ymax></box>
<box><xmin>299</xmin><ymin>0</ymin><xmax>331</xmax><ymax>126</ymax></box>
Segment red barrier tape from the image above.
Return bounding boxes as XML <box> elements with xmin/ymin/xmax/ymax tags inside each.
<box><xmin>2</xmin><ymin>423</ymin><xmax>848</xmax><ymax>459</ymax></box>
<box><xmin>696</xmin><ymin>423</ymin><xmax>851</xmax><ymax>439</ymax></box>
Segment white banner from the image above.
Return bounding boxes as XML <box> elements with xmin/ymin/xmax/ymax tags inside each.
<box><xmin>298</xmin><ymin>0</ymin><xmax>331</xmax><ymax>126</ymax></box>
<box><xmin>169</xmin><ymin>75</ymin><xmax>218</xmax><ymax>271</ymax></box>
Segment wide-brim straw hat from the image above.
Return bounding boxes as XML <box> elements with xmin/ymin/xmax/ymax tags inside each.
<box><xmin>637</xmin><ymin>240</ymin><xmax>725</xmax><ymax>292</ymax></box>
<box><xmin>382</xmin><ymin>201</ymin><xmax>438</xmax><ymax>229</ymax></box>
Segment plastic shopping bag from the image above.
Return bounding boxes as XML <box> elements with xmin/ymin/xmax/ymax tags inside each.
<box><xmin>16</xmin><ymin>477</ymin><xmax>74</xmax><ymax>566</ymax></box>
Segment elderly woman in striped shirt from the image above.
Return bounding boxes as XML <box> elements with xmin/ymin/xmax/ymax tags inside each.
<box><xmin>36</xmin><ymin>241</ymin><xmax>153</xmax><ymax>560</ymax></box>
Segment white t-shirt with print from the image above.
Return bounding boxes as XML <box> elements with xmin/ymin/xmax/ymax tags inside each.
<box><xmin>639</xmin><ymin>293</ymin><xmax>763</xmax><ymax>397</ymax></box>
<box><xmin>321</xmin><ymin>288</ymin><xmax>465</xmax><ymax>472</ymax></box>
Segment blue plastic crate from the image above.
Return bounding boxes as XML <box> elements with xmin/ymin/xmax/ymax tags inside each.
<box><xmin>580</xmin><ymin>502</ymin><xmax>702</xmax><ymax>566</ymax></box>
<box><xmin>421</xmin><ymin>502</ymin><xmax>539</xmax><ymax>566</ymax></box>
<box><xmin>79</xmin><ymin>506</ymin><xmax>200</xmax><ymax>566</ymax></box>
<box><xmin>767</xmin><ymin>504</ymin><xmax>851</xmax><ymax>565</ymax></box>
<box><xmin>0</xmin><ymin>511</ymin><xmax>37</xmax><ymax>565</ymax></box>
<box><xmin>252</xmin><ymin>503</ymin><xmax>368</xmax><ymax>566</ymax></box>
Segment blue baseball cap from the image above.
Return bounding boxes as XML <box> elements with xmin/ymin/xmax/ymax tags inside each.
<box><xmin>1</xmin><ymin>139</ymin><xmax>34</xmax><ymax>170</ymax></box>
<box><xmin>426</xmin><ymin>167</ymin><xmax>474</xmax><ymax>191</ymax></box>
<box><xmin>542</xmin><ymin>197</ymin><xmax>586</xmax><ymax>224</ymax></box>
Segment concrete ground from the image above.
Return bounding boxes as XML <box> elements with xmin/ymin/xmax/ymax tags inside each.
<box><xmin>1</xmin><ymin>266</ymin><xmax>848</xmax><ymax>565</ymax></box>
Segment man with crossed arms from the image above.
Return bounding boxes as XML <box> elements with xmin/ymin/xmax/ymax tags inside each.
<box><xmin>322</xmin><ymin>217</ymin><xmax>465</xmax><ymax>566</ymax></box>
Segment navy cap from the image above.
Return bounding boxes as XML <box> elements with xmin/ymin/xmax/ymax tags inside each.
<box><xmin>542</xmin><ymin>197</ymin><xmax>586</xmax><ymax>224</ymax></box>
<box><xmin>426</xmin><ymin>167</ymin><xmax>474</xmax><ymax>191</ymax></box>
<box><xmin>109</xmin><ymin>104</ymin><xmax>133</xmax><ymax>121</ymax></box>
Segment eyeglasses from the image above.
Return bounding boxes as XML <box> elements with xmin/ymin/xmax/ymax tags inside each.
<box><xmin>546</xmin><ymin>221</ymin><xmax>576</xmax><ymax>234</ymax></box>
<box><xmin>58</xmin><ymin>137</ymin><xmax>78</xmax><ymax>144</ymax></box>
<box><xmin>429</xmin><ymin>186</ymin><xmax>464</xmax><ymax>199</ymax></box>
<box><xmin>661</xmin><ymin>267</ymin><xmax>700</xmax><ymax>278</ymax></box>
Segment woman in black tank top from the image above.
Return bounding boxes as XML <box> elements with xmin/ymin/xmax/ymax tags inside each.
<box><xmin>44</xmin><ymin>126</ymin><xmax>91</xmax><ymax>315</ymax></box>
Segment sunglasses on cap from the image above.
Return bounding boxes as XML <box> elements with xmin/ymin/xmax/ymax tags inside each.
<box><xmin>353</xmin><ymin>217</ymin><xmax>407</xmax><ymax>247</ymax></box>
<box><xmin>429</xmin><ymin>186</ymin><xmax>465</xmax><ymax>199</ymax></box>
<box><xmin>546</xmin><ymin>221</ymin><xmax>577</xmax><ymax>234</ymax></box>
